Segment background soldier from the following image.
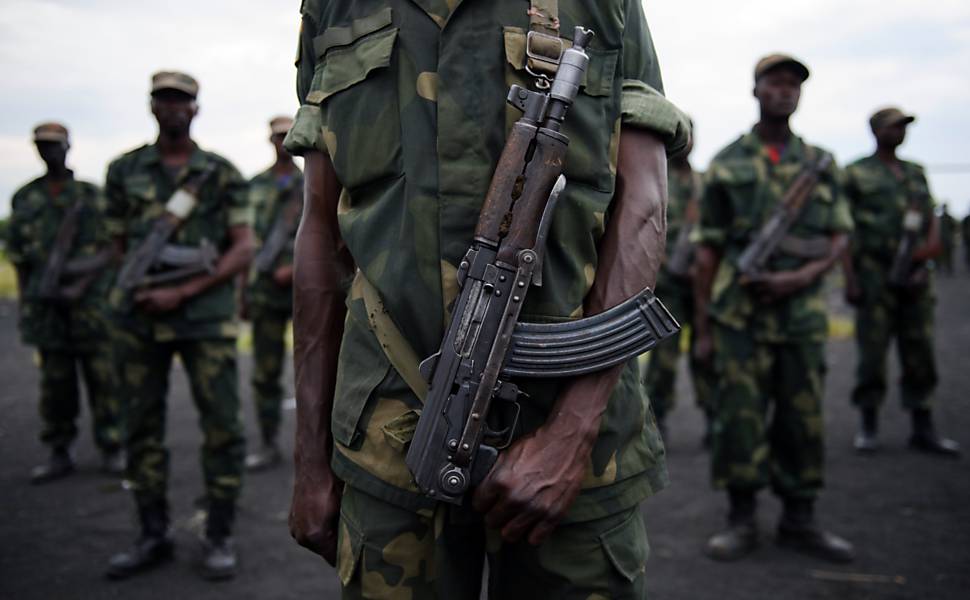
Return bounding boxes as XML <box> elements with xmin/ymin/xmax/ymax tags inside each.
<box><xmin>963</xmin><ymin>212</ymin><xmax>970</xmax><ymax>271</ymax></box>
<box><xmin>643</xmin><ymin>122</ymin><xmax>716</xmax><ymax>444</ymax></box>
<box><xmin>103</xmin><ymin>72</ymin><xmax>254</xmax><ymax>580</ymax></box>
<box><xmin>284</xmin><ymin>2</ymin><xmax>689</xmax><ymax>598</ymax></box>
<box><xmin>842</xmin><ymin>108</ymin><xmax>959</xmax><ymax>456</ymax></box>
<box><xmin>694</xmin><ymin>55</ymin><xmax>854</xmax><ymax>563</ymax></box>
<box><xmin>7</xmin><ymin>122</ymin><xmax>123</xmax><ymax>483</ymax></box>
<box><xmin>243</xmin><ymin>116</ymin><xmax>303</xmax><ymax>472</ymax></box>
<box><xmin>938</xmin><ymin>203</ymin><xmax>956</xmax><ymax>275</ymax></box>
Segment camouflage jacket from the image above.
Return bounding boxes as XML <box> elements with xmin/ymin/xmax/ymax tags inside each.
<box><xmin>698</xmin><ymin>131</ymin><xmax>853</xmax><ymax>343</ymax></box>
<box><xmin>285</xmin><ymin>0</ymin><xmax>689</xmax><ymax>521</ymax></box>
<box><xmin>7</xmin><ymin>174</ymin><xmax>113</xmax><ymax>349</ymax></box>
<box><xmin>104</xmin><ymin>143</ymin><xmax>251</xmax><ymax>341</ymax></box>
<box><xmin>247</xmin><ymin>166</ymin><xmax>304</xmax><ymax>313</ymax></box>
<box><xmin>656</xmin><ymin>165</ymin><xmax>702</xmax><ymax>295</ymax></box>
<box><xmin>844</xmin><ymin>155</ymin><xmax>935</xmax><ymax>267</ymax></box>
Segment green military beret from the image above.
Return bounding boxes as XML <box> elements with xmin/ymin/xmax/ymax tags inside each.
<box><xmin>754</xmin><ymin>53</ymin><xmax>810</xmax><ymax>83</ymax></box>
<box><xmin>33</xmin><ymin>122</ymin><xmax>69</xmax><ymax>144</ymax></box>
<box><xmin>151</xmin><ymin>70</ymin><xmax>200</xmax><ymax>98</ymax></box>
<box><xmin>869</xmin><ymin>107</ymin><xmax>915</xmax><ymax>130</ymax></box>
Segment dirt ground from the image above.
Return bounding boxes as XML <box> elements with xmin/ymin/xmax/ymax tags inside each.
<box><xmin>1</xmin><ymin>266</ymin><xmax>968</xmax><ymax>600</ymax></box>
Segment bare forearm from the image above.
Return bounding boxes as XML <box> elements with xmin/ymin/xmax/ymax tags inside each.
<box><xmin>177</xmin><ymin>226</ymin><xmax>255</xmax><ymax>298</ymax></box>
<box><xmin>913</xmin><ymin>216</ymin><xmax>942</xmax><ymax>262</ymax></box>
<box><xmin>692</xmin><ymin>245</ymin><xmax>720</xmax><ymax>335</ymax></box>
<box><xmin>293</xmin><ymin>151</ymin><xmax>354</xmax><ymax>473</ymax></box>
<box><xmin>547</xmin><ymin>127</ymin><xmax>667</xmax><ymax>436</ymax></box>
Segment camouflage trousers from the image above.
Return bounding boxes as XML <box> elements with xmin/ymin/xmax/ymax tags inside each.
<box><xmin>250</xmin><ymin>307</ymin><xmax>291</xmax><ymax>443</ymax></box>
<box><xmin>711</xmin><ymin>325</ymin><xmax>825</xmax><ymax>500</ymax></box>
<box><xmin>117</xmin><ymin>332</ymin><xmax>245</xmax><ymax>509</ymax></box>
<box><xmin>851</xmin><ymin>286</ymin><xmax>937</xmax><ymax>411</ymax></box>
<box><xmin>642</xmin><ymin>276</ymin><xmax>716</xmax><ymax>422</ymax></box>
<box><xmin>337</xmin><ymin>486</ymin><xmax>650</xmax><ymax>600</ymax></box>
<box><xmin>37</xmin><ymin>344</ymin><xmax>121</xmax><ymax>453</ymax></box>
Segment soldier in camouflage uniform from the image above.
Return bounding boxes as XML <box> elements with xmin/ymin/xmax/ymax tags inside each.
<box><xmin>842</xmin><ymin>107</ymin><xmax>959</xmax><ymax>456</ymax></box>
<box><xmin>694</xmin><ymin>55</ymin><xmax>855</xmax><ymax>563</ymax></box>
<box><xmin>7</xmin><ymin>122</ymin><xmax>123</xmax><ymax>483</ymax></box>
<box><xmin>963</xmin><ymin>214</ymin><xmax>970</xmax><ymax>271</ymax></box>
<box><xmin>938</xmin><ymin>203</ymin><xmax>956</xmax><ymax>275</ymax></box>
<box><xmin>642</xmin><ymin>124</ymin><xmax>717</xmax><ymax>444</ymax></box>
<box><xmin>243</xmin><ymin>116</ymin><xmax>303</xmax><ymax>471</ymax></box>
<box><xmin>283</xmin><ymin>1</ymin><xmax>690</xmax><ymax>598</ymax></box>
<box><xmin>103</xmin><ymin>72</ymin><xmax>255</xmax><ymax>581</ymax></box>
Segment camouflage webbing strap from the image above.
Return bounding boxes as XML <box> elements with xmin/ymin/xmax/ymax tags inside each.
<box><xmin>356</xmin><ymin>273</ymin><xmax>429</xmax><ymax>402</ymax></box>
<box><xmin>526</xmin><ymin>0</ymin><xmax>562</xmax><ymax>80</ymax></box>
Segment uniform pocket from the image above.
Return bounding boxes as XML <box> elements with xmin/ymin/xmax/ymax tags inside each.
<box><xmin>308</xmin><ymin>11</ymin><xmax>402</xmax><ymax>191</ymax></box>
<box><xmin>502</xmin><ymin>27</ymin><xmax>618</xmax><ymax>192</ymax></box>
<box><xmin>336</xmin><ymin>510</ymin><xmax>365</xmax><ymax>586</ymax></box>
<box><xmin>599</xmin><ymin>508</ymin><xmax>649</xmax><ymax>582</ymax></box>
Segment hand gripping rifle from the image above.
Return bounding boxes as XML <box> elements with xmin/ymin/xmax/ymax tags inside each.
<box><xmin>888</xmin><ymin>193</ymin><xmax>930</xmax><ymax>287</ymax></box>
<box><xmin>405</xmin><ymin>27</ymin><xmax>681</xmax><ymax>504</ymax></box>
<box><xmin>252</xmin><ymin>188</ymin><xmax>302</xmax><ymax>274</ymax></box>
<box><xmin>736</xmin><ymin>153</ymin><xmax>833</xmax><ymax>281</ymax></box>
<box><xmin>116</xmin><ymin>163</ymin><xmax>218</xmax><ymax>295</ymax></box>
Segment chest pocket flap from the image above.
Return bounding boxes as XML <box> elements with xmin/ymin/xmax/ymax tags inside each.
<box><xmin>307</xmin><ymin>9</ymin><xmax>397</xmax><ymax>105</ymax></box>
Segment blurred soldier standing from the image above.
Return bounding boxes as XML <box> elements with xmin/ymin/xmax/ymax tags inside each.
<box><xmin>103</xmin><ymin>72</ymin><xmax>255</xmax><ymax>580</ymax></box>
<box><xmin>938</xmin><ymin>203</ymin><xmax>956</xmax><ymax>275</ymax></box>
<box><xmin>7</xmin><ymin>122</ymin><xmax>123</xmax><ymax>483</ymax></box>
<box><xmin>284</xmin><ymin>1</ymin><xmax>690</xmax><ymax>597</ymax></box>
<box><xmin>642</xmin><ymin>124</ymin><xmax>716</xmax><ymax>444</ymax></box>
<box><xmin>963</xmin><ymin>213</ymin><xmax>970</xmax><ymax>271</ymax></box>
<box><xmin>694</xmin><ymin>55</ymin><xmax>855</xmax><ymax>563</ymax></box>
<box><xmin>243</xmin><ymin>116</ymin><xmax>303</xmax><ymax>471</ymax></box>
<box><xmin>842</xmin><ymin>108</ymin><xmax>959</xmax><ymax>456</ymax></box>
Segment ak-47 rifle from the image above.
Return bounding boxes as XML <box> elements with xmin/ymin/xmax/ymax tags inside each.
<box><xmin>116</xmin><ymin>163</ymin><xmax>218</xmax><ymax>295</ymax></box>
<box><xmin>252</xmin><ymin>187</ymin><xmax>302</xmax><ymax>274</ymax></box>
<box><xmin>665</xmin><ymin>172</ymin><xmax>702</xmax><ymax>278</ymax></box>
<box><xmin>38</xmin><ymin>197</ymin><xmax>84</xmax><ymax>300</ymax></box>
<box><xmin>405</xmin><ymin>27</ymin><xmax>681</xmax><ymax>504</ymax></box>
<box><xmin>888</xmin><ymin>193</ymin><xmax>930</xmax><ymax>287</ymax></box>
<box><xmin>736</xmin><ymin>153</ymin><xmax>833</xmax><ymax>281</ymax></box>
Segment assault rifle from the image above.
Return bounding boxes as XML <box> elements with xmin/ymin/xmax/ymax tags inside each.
<box><xmin>888</xmin><ymin>194</ymin><xmax>930</xmax><ymax>287</ymax></box>
<box><xmin>406</xmin><ymin>27</ymin><xmax>680</xmax><ymax>504</ymax></box>
<box><xmin>736</xmin><ymin>154</ymin><xmax>833</xmax><ymax>281</ymax></box>
<box><xmin>38</xmin><ymin>197</ymin><xmax>84</xmax><ymax>300</ymax></box>
<box><xmin>252</xmin><ymin>188</ymin><xmax>302</xmax><ymax>274</ymax></box>
<box><xmin>116</xmin><ymin>163</ymin><xmax>218</xmax><ymax>294</ymax></box>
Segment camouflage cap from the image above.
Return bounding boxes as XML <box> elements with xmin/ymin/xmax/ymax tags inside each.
<box><xmin>151</xmin><ymin>71</ymin><xmax>199</xmax><ymax>98</ymax></box>
<box><xmin>269</xmin><ymin>116</ymin><xmax>294</xmax><ymax>135</ymax></box>
<box><xmin>755</xmin><ymin>53</ymin><xmax>810</xmax><ymax>83</ymax></box>
<box><xmin>869</xmin><ymin>107</ymin><xmax>915</xmax><ymax>130</ymax></box>
<box><xmin>33</xmin><ymin>122</ymin><xmax>69</xmax><ymax>144</ymax></box>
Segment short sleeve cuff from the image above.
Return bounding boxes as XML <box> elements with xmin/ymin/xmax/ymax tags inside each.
<box><xmin>620</xmin><ymin>80</ymin><xmax>691</xmax><ymax>157</ymax></box>
<box><xmin>228</xmin><ymin>206</ymin><xmax>253</xmax><ymax>227</ymax></box>
<box><xmin>283</xmin><ymin>105</ymin><xmax>328</xmax><ymax>157</ymax></box>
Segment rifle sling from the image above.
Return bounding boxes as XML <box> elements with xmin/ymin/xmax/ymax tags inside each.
<box><xmin>526</xmin><ymin>0</ymin><xmax>561</xmax><ymax>79</ymax></box>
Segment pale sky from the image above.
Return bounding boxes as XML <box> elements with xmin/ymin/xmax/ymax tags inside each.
<box><xmin>1</xmin><ymin>0</ymin><xmax>969</xmax><ymax>218</ymax></box>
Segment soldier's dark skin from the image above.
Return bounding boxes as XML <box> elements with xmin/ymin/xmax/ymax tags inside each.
<box><xmin>289</xmin><ymin>127</ymin><xmax>668</xmax><ymax>563</ymax></box>
<box><xmin>113</xmin><ymin>89</ymin><xmax>254</xmax><ymax>314</ymax></box>
<box><xmin>841</xmin><ymin>121</ymin><xmax>942</xmax><ymax>305</ymax></box>
<box><xmin>693</xmin><ymin>67</ymin><xmax>848</xmax><ymax>363</ymax></box>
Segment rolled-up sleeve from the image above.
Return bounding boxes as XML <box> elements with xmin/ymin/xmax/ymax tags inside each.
<box><xmin>619</xmin><ymin>0</ymin><xmax>691</xmax><ymax>156</ymax></box>
<box><xmin>284</xmin><ymin>6</ymin><xmax>328</xmax><ymax>156</ymax></box>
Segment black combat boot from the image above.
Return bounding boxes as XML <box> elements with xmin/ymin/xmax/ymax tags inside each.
<box><xmin>30</xmin><ymin>446</ymin><xmax>75</xmax><ymax>484</ymax></box>
<box><xmin>853</xmin><ymin>408</ymin><xmax>879</xmax><ymax>453</ymax></box>
<box><xmin>705</xmin><ymin>488</ymin><xmax>758</xmax><ymax>561</ymax></box>
<box><xmin>909</xmin><ymin>409</ymin><xmax>961</xmax><ymax>457</ymax></box>
<box><xmin>106</xmin><ymin>503</ymin><xmax>175</xmax><ymax>579</ymax></box>
<box><xmin>199</xmin><ymin>500</ymin><xmax>238</xmax><ymax>580</ymax></box>
<box><xmin>244</xmin><ymin>439</ymin><xmax>282</xmax><ymax>472</ymax></box>
<box><xmin>777</xmin><ymin>498</ymin><xmax>854</xmax><ymax>563</ymax></box>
